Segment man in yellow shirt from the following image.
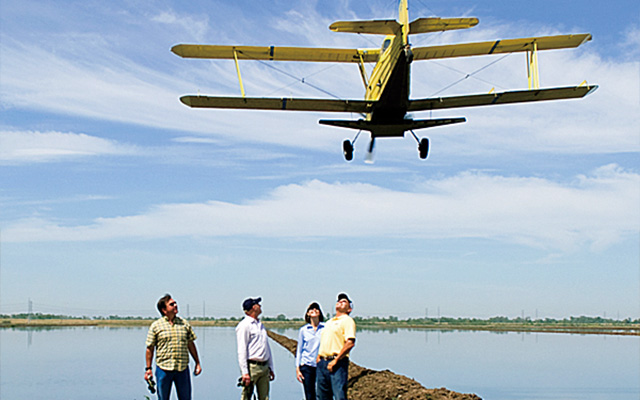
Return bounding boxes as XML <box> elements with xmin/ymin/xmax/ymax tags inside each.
<box><xmin>316</xmin><ymin>293</ymin><xmax>356</xmax><ymax>400</ymax></box>
<box><xmin>145</xmin><ymin>294</ymin><xmax>202</xmax><ymax>400</ymax></box>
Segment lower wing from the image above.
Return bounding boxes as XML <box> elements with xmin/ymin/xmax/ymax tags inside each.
<box><xmin>180</xmin><ymin>96</ymin><xmax>371</xmax><ymax>113</ymax></box>
<box><xmin>180</xmin><ymin>86</ymin><xmax>597</xmax><ymax>113</ymax></box>
<box><xmin>408</xmin><ymin>85</ymin><xmax>598</xmax><ymax>112</ymax></box>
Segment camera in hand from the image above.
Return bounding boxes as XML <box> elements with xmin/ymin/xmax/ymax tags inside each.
<box><xmin>146</xmin><ymin>376</ymin><xmax>156</xmax><ymax>394</ymax></box>
<box><xmin>237</xmin><ymin>376</ymin><xmax>251</xmax><ymax>387</ymax></box>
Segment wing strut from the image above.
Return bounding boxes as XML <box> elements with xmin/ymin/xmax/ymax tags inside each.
<box><xmin>527</xmin><ymin>41</ymin><xmax>540</xmax><ymax>89</ymax></box>
<box><xmin>233</xmin><ymin>49</ymin><xmax>246</xmax><ymax>97</ymax></box>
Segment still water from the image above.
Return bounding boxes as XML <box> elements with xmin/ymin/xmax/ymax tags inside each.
<box><xmin>1</xmin><ymin>326</ymin><xmax>638</xmax><ymax>400</ymax></box>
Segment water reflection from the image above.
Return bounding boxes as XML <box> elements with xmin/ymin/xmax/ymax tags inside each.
<box><xmin>1</xmin><ymin>326</ymin><xmax>638</xmax><ymax>400</ymax></box>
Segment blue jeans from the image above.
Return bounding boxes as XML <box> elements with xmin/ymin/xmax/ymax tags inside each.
<box><xmin>316</xmin><ymin>358</ymin><xmax>349</xmax><ymax>400</ymax></box>
<box><xmin>156</xmin><ymin>366</ymin><xmax>191</xmax><ymax>400</ymax></box>
<box><xmin>299</xmin><ymin>364</ymin><xmax>317</xmax><ymax>400</ymax></box>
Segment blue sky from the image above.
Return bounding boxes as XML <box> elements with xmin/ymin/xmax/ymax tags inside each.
<box><xmin>1</xmin><ymin>0</ymin><xmax>638</xmax><ymax>319</ymax></box>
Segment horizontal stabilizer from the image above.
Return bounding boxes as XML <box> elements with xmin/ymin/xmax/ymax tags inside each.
<box><xmin>408</xmin><ymin>85</ymin><xmax>598</xmax><ymax>112</ymax></box>
<box><xmin>329</xmin><ymin>19</ymin><xmax>401</xmax><ymax>35</ymax></box>
<box><xmin>412</xmin><ymin>34</ymin><xmax>592</xmax><ymax>61</ymax></box>
<box><xmin>319</xmin><ymin>118</ymin><xmax>466</xmax><ymax>137</ymax></box>
<box><xmin>409</xmin><ymin>18</ymin><xmax>478</xmax><ymax>34</ymax></box>
<box><xmin>172</xmin><ymin>44</ymin><xmax>380</xmax><ymax>63</ymax></box>
<box><xmin>180</xmin><ymin>95</ymin><xmax>371</xmax><ymax>113</ymax></box>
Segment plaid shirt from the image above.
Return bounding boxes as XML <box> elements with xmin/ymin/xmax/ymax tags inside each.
<box><xmin>146</xmin><ymin>316</ymin><xmax>197</xmax><ymax>371</ymax></box>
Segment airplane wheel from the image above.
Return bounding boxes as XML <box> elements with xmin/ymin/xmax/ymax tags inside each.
<box><xmin>418</xmin><ymin>137</ymin><xmax>429</xmax><ymax>159</ymax></box>
<box><xmin>343</xmin><ymin>139</ymin><xmax>354</xmax><ymax>161</ymax></box>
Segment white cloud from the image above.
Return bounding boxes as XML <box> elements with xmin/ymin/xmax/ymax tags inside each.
<box><xmin>151</xmin><ymin>10</ymin><xmax>209</xmax><ymax>42</ymax></box>
<box><xmin>0</xmin><ymin>2</ymin><xmax>637</xmax><ymax>157</ymax></box>
<box><xmin>0</xmin><ymin>130</ymin><xmax>139</xmax><ymax>164</ymax></box>
<box><xmin>4</xmin><ymin>165</ymin><xmax>637</xmax><ymax>251</ymax></box>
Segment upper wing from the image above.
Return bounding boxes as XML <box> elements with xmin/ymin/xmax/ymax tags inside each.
<box><xmin>412</xmin><ymin>34</ymin><xmax>592</xmax><ymax>60</ymax></box>
<box><xmin>172</xmin><ymin>44</ymin><xmax>380</xmax><ymax>63</ymax></box>
<box><xmin>180</xmin><ymin>95</ymin><xmax>372</xmax><ymax>113</ymax></box>
<box><xmin>408</xmin><ymin>85</ymin><xmax>598</xmax><ymax>112</ymax></box>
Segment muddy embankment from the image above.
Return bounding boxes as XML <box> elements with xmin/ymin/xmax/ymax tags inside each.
<box><xmin>267</xmin><ymin>330</ymin><xmax>481</xmax><ymax>400</ymax></box>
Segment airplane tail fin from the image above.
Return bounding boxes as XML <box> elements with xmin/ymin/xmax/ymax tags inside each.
<box><xmin>399</xmin><ymin>0</ymin><xmax>409</xmax><ymax>43</ymax></box>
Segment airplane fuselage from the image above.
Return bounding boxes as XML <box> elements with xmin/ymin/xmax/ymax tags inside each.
<box><xmin>363</xmin><ymin>35</ymin><xmax>412</xmax><ymax>137</ymax></box>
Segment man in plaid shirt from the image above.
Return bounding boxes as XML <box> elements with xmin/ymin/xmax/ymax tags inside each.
<box><xmin>145</xmin><ymin>294</ymin><xmax>202</xmax><ymax>400</ymax></box>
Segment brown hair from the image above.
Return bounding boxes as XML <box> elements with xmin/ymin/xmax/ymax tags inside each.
<box><xmin>304</xmin><ymin>302</ymin><xmax>324</xmax><ymax>324</ymax></box>
<box><xmin>157</xmin><ymin>294</ymin><xmax>172</xmax><ymax>316</ymax></box>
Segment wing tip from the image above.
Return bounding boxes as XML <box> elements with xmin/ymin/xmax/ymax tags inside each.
<box><xmin>586</xmin><ymin>84</ymin><xmax>599</xmax><ymax>96</ymax></box>
<box><xmin>171</xmin><ymin>44</ymin><xmax>185</xmax><ymax>57</ymax></box>
<box><xmin>180</xmin><ymin>95</ymin><xmax>193</xmax><ymax>107</ymax></box>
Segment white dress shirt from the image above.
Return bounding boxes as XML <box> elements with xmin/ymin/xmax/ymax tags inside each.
<box><xmin>236</xmin><ymin>315</ymin><xmax>274</xmax><ymax>375</ymax></box>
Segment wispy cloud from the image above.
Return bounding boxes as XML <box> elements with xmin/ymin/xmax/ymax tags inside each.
<box><xmin>4</xmin><ymin>164</ymin><xmax>637</xmax><ymax>251</ymax></box>
<box><xmin>1</xmin><ymin>4</ymin><xmax>638</xmax><ymax>157</ymax></box>
<box><xmin>0</xmin><ymin>130</ymin><xmax>140</xmax><ymax>164</ymax></box>
<box><xmin>151</xmin><ymin>10</ymin><xmax>209</xmax><ymax>42</ymax></box>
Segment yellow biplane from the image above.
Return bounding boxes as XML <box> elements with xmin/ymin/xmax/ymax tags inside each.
<box><xmin>172</xmin><ymin>0</ymin><xmax>597</xmax><ymax>161</ymax></box>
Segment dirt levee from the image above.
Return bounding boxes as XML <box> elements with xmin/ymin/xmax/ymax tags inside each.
<box><xmin>267</xmin><ymin>330</ymin><xmax>481</xmax><ymax>400</ymax></box>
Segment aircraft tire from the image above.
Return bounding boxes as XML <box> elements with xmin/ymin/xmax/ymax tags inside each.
<box><xmin>343</xmin><ymin>139</ymin><xmax>354</xmax><ymax>161</ymax></box>
<box><xmin>419</xmin><ymin>137</ymin><xmax>429</xmax><ymax>159</ymax></box>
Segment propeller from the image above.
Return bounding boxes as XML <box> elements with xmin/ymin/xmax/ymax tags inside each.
<box><xmin>364</xmin><ymin>137</ymin><xmax>376</xmax><ymax>164</ymax></box>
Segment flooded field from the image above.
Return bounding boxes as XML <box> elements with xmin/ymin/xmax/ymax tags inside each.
<box><xmin>1</xmin><ymin>326</ymin><xmax>638</xmax><ymax>400</ymax></box>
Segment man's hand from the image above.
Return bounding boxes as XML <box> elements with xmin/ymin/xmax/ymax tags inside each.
<box><xmin>194</xmin><ymin>363</ymin><xmax>202</xmax><ymax>376</ymax></box>
<box><xmin>327</xmin><ymin>359</ymin><xmax>337</xmax><ymax>372</ymax></box>
<box><xmin>269</xmin><ymin>369</ymin><xmax>275</xmax><ymax>381</ymax></box>
<box><xmin>242</xmin><ymin>373</ymin><xmax>251</xmax><ymax>386</ymax></box>
<box><xmin>144</xmin><ymin>369</ymin><xmax>153</xmax><ymax>381</ymax></box>
<box><xmin>296</xmin><ymin>367</ymin><xmax>304</xmax><ymax>383</ymax></box>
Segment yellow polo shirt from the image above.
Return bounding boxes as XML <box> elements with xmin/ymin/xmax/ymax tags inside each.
<box><xmin>146</xmin><ymin>316</ymin><xmax>197</xmax><ymax>371</ymax></box>
<box><xmin>318</xmin><ymin>314</ymin><xmax>356</xmax><ymax>358</ymax></box>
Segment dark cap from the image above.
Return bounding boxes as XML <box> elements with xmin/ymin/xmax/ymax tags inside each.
<box><xmin>337</xmin><ymin>293</ymin><xmax>352</xmax><ymax>306</ymax></box>
<box><xmin>242</xmin><ymin>297</ymin><xmax>262</xmax><ymax>311</ymax></box>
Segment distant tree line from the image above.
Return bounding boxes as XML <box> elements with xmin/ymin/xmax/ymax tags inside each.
<box><xmin>2</xmin><ymin>313</ymin><xmax>638</xmax><ymax>325</ymax></box>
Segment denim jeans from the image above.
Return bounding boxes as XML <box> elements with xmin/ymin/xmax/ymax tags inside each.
<box><xmin>299</xmin><ymin>364</ymin><xmax>317</xmax><ymax>400</ymax></box>
<box><xmin>156</xmin><ymin>366</ymin><xmax>191</xmax><ymax>400</ymax></box>
<box><xmin>316</xmin><ymin>358</ymin><xmax>349</xmax><ymax>400</ymax></box>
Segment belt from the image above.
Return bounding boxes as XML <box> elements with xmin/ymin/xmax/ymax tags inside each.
<box><xmin>248</xmin><ymin>360</ymin><xmax>268</xmax><ymax>366</ymax></box>
<box><xmin>319</xmin><ymin>355</ymin><xmax>336</xmax><ymax>361</ymax></box>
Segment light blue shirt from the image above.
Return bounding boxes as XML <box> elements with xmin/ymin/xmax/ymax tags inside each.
<box><xmin>295</xmin><ymin>323</ymin><xmax>325</xmax><ymax>367</ymax></box>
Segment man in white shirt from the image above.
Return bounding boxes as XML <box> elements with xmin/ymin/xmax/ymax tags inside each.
<box><xmin>236</xmin><ymin>297</ymin><xmax>275</xmax><ymax>400</ymax></box>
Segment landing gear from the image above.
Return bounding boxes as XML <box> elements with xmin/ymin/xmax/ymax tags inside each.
<box><xmin>342</xmin><ymin>131</ymin><xmax>362</xmax><ymax>162</ymax></box>
<box><xmin>409</xmin><ymin>130</ymin><xmax>430</xmax><ymax>160</ymax></box>
<box><xmin>418</xmin><ymin>137</ymin><xmax>429</xmax><ymax>159</ymax></box>
<box><xmin>343</xmin><ymin>139</ymin><xmax>354</xmax><ymax>161</ymax></box>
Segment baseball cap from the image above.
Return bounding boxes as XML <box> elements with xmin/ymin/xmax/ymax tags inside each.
<box><xmin>242</xmin><ymin>297</ymin><xmax>262</xmax><ymax>311</ymax></box>
<box><xmin>337</xmin><ymin>293</ymin><xmax>352</xmax><ymax>307</ymax></box>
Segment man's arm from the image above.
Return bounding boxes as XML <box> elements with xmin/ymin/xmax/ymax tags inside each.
<box><xmin>236</xmin><ymin>322</ymin><xmax>251</xmax><ymax>385</ymax></box>
<box><xmin>187</xmin><ymin>341</ymin><xmax>202</xmax><ymax>376</ymax></box>
<box><xmin>144</xmin><ymin>346</ymin><xmax>154</xmax><ymax>380</ymax></box>
<box><xmin>327</xmin><ymin>339</ymin><xmax>355</xmax><ymax>372</ymax></box>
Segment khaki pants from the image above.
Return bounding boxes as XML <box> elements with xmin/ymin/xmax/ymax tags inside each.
<box><xmin>242</xmin><ymin>362</ymin><xmax>270</xmax><ymax>400</ymax></box>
